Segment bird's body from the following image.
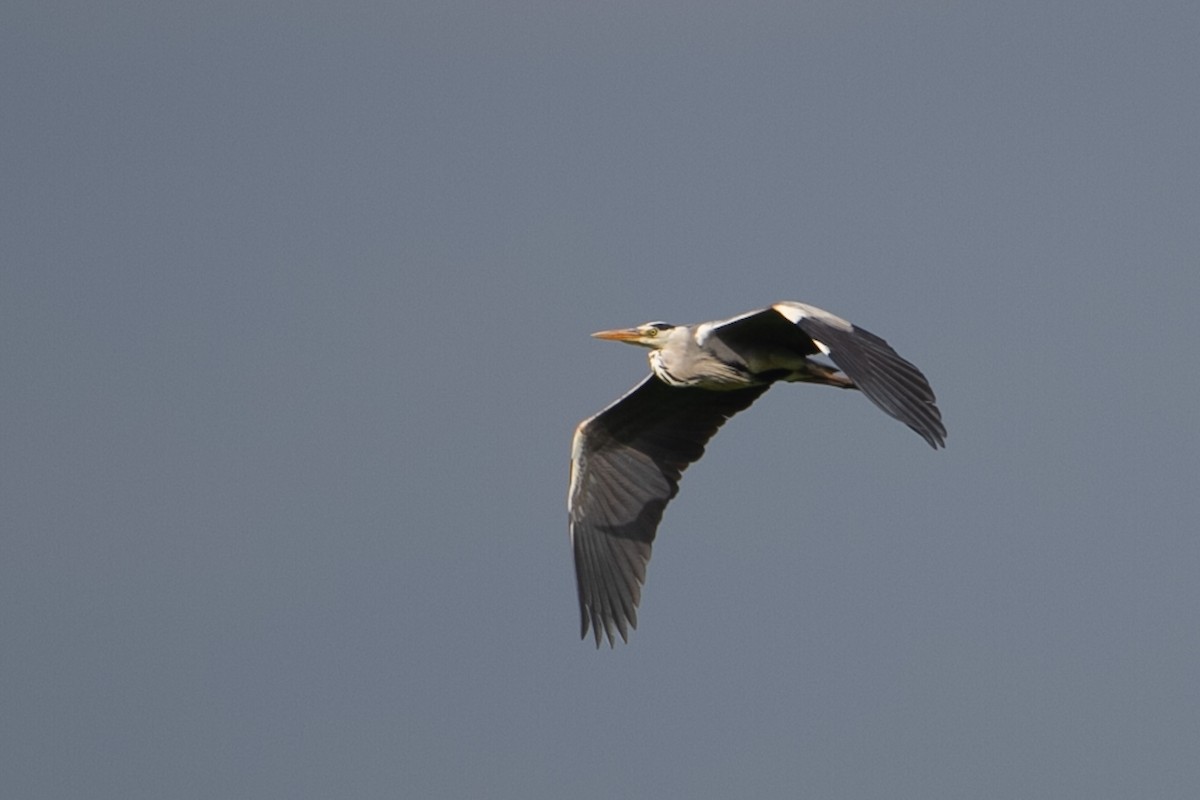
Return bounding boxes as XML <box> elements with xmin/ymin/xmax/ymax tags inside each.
<box><xmin>569</xmin><ymin>301</ymin><xmax>945</xmax><ymax>647</ymax></box>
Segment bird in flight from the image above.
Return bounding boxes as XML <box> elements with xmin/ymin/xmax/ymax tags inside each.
<box><xmin>569</xmin><ymin>301</ymin><xmax>945</xmax><ymax>647</ymax></box>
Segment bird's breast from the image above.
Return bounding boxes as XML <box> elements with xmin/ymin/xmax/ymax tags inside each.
<box><xmin>649</xmin><ymin>351</ymin><xmax>757</xmax><ymax>389</ymax></box>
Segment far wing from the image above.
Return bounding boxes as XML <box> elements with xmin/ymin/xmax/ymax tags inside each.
<box><xmin>773</xmin><ymin>302</ymin><xmax>946</xmax><ymax>448</ymax></box>
<box><xmin>698</xmin><ymin>305</ymin><xmax>824</xmax><ymax>360</ymax></box>
<box><xmin>569</xmin><ymin>376</ymin><xmax>770</xmax><ymax>647</ymax></box>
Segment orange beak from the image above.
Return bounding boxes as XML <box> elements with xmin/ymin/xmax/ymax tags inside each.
<box><xmin>591</xmin><ymin>328</ymin><xmax>643</xmax><ymax>342</ymax></box>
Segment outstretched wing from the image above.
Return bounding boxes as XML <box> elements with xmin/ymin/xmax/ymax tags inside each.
<box><xmin>569</xmin><ymin>376</ymin><xmax>770</xmax><ymax>646</ymax></box>
<box><xmin>773</xmin><ymin>302</ymin><xmax>946</xmax><ymax>448</ymax></box>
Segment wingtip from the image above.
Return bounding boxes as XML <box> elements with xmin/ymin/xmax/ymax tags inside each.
<box><xmin>922</xmin><ymin>424</ymin><xmax>947</xmax><ymax>449</ymax></box>
<box><xmin>580</xmin><ymin>611</ymin><xmax>633</xmax><ymax>648</ymax></box>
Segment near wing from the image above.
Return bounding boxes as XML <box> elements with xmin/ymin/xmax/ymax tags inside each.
<box><xmin>569</xmin><ymin>375</ymin><xmax>770</xmax><ymax>646</ymax></box>
<box><xmin>773</xmin><ymin>302</ymin><xmax>946</xmax><ymax>448</ymax></box>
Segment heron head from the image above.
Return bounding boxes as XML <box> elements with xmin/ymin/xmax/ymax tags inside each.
<box><xmin>591</xmin><ymin>322</ymin><xmax>676</xmax><ymax>349</ymax></box>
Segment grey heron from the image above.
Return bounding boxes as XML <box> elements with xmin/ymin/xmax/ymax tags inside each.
<box><xmin>569</xmin><ymin>301</ymin><xmax>945</xmax><ymax>647</ymax></box>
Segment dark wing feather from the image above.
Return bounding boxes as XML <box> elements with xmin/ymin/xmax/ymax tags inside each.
<box><xmin>790</xmin><ymin>311</ymin><xmax>946</xmax><ymax>448</ymax></box>
<box><xmin>569</xmin><ymin>375</ymin><xmax>770</xmax><ymax>646</ymax></box>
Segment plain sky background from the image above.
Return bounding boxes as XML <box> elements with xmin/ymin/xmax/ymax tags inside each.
<box><xmin>4</xmin><ymin>3</ymin><xmax>1199</xmax><ymax>798</ymax></box>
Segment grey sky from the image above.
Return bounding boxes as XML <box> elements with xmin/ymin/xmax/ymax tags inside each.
<box><xmin>4</xmin><ymin>3</ymin><xmax>1199</xmax><ymax>798</ymax></box>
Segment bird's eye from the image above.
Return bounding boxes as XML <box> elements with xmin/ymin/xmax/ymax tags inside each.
<box><xmin>642</xmin><ymin>327</ymin><xmax>658</xmax><ymax>337</ymax></box>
